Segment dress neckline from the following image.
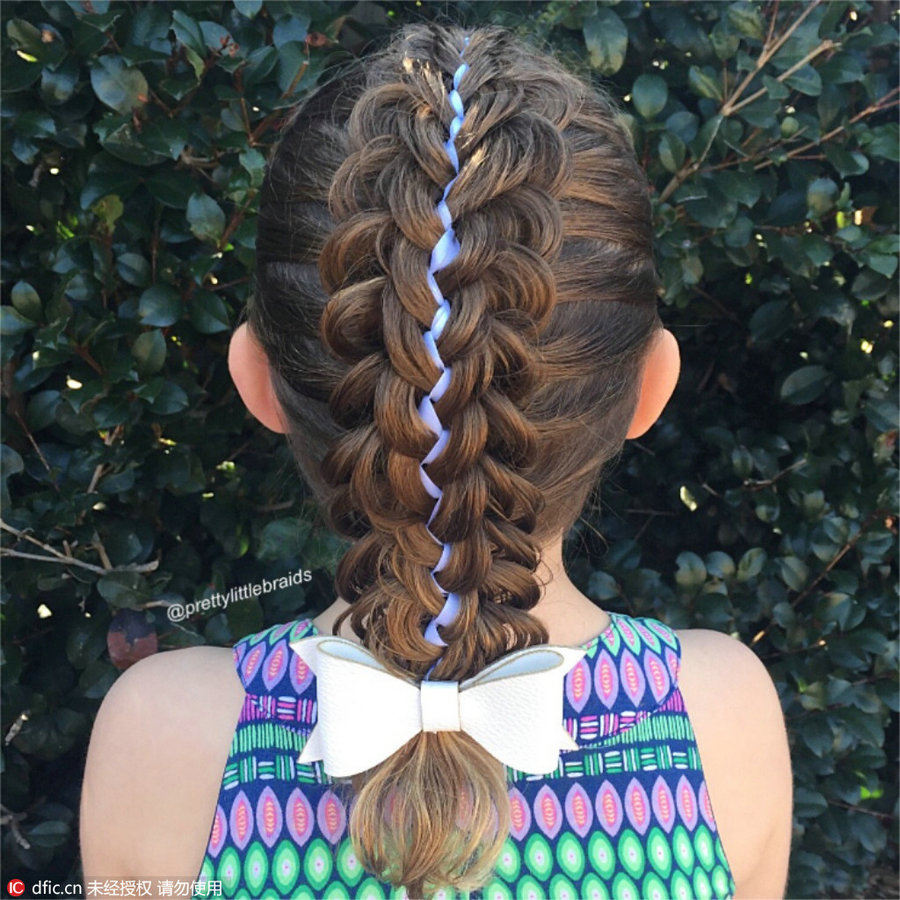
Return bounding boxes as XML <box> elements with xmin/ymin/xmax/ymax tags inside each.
<box><xmin>296</xmin><ymin>611</ymin><xmax>621</xmax><ymax>653</ymax></box>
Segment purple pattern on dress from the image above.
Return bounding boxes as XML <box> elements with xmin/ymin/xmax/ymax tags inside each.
<box><xmin>617</xmin><ymin>616</ymin><xmax>641</xmax><ymax>654</ymax></box>
<box><xmin>594</xmin><ymin>649</ymin><xmax>618</xmax><ymax>709</ymax></box>
<box><xmin>289</xmin><ymin>648</ymin><xmax>313</xmax><ymax>695</ymax></box>
<box><xmin>565</xmin><ymin>656</ymin><xmax>592</xmax><ymax>713</ymax></box>
<box><xmin>509</xmin><ymin>786</ymin><xmax>532</xmax><ymax>840</ymax></box>
<box><xmin>208</xmin><ymin>804</ymin><xmax>227</xmax><ymax>858</ymax></box>
<box><xmin>644</xmin><ymin>651</ymin><xmax>670</xmax><ymax>704</ymax></box>
<box><xmin>676</xmin><ymin>775</ymin><xmax>699</xmax><ymax>830</ymax></box>
<box><xmin>285</xmin><ymin>787</ymin><xmax>314</xmax><ymax>847</ymax></box>
<box><xmin>240</xmin><ymin>643</ymin><xmax>265</xmax><ymax>685</ymax></box>
<box><xmin>635</xmin><ymin>620</ymin><xmax>660</xmax><ymax>649</ymax></box>
<box><xmin>699</xmin><ymin>780</ymin><xmax>716</xmax><ymax>830</ymax></box>
<box><xmin>596</xmin><ymin>780</ymin><xmax>623</xmax><ymax>835</ymax></box>
<box><xmin>564</xmin><ymin>782</ymin><xmax>594</xmax><ymax>838</ymax></box>
<box><xmin>664</xmin><ymin>645</ymin><xmax>680</xmax><ymax>683</ymax></box>
<box><xmin>652</xmin><ymin>775</ymin><xmax>677</xmax><ymax>834</ymax></box>
<box><xmin>625</xmin><ymin>778</ymin><xmax>651</xmax><ymax>836</ymax></box>
<box><xmin>270</xmin><ymin>620</ymin><xmax>293</xmax><ymax>642</ymax></box>
<box><xmin>256</xmin><ymin>786</ymin><xmax>283</xmax><ymax>848</ymax></box>
<box><xmin>533</xmin><ymin>785</ymin><xmax>563</xmax><ymax>839</ymax></box>
<box><xmin>317</xmin><ymin>789</ymin><xmax>347</xmax><ymax>844</ymax></box>
<box><xmin>228</xmin><ymin>790</ymin><xmax>253</xmax><ymax>851</ymax></box>
<box><xmin>619</xmin><ymin>649</ymin><xmax>647</xmax><ymax>706</ymax></box>
<box><xmin>261</xmin><ymin>639</ymin><xmax>289</xmax><ymax>692</ymax></box>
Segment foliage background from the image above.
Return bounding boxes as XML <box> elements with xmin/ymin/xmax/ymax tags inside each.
<box><xmin>1</xmin><ymin>1</ymin><xmax>897</xmax><ymax>896</ymax></box>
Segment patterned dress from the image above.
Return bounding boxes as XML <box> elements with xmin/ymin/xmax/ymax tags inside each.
<box><xmin>192</xmin><ymin>612</ymin><xmax>737</xmax><ymax>899</ymax></box>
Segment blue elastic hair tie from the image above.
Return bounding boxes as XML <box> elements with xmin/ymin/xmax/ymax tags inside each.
<box><xmin>420</xmin><ymin>34</ymin><xmax>470</xmax><ymax>681</ymax></box>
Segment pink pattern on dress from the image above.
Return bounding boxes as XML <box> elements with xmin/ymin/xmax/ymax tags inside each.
<box><xmin>271</xmin><ymin>620</ymin><xmax>293</xmax><ymax>642</ymax></box>
<box><xmin>256</xmin><ymin>786</ymin><xmax>283</xmax><ymax>848</ymax></box>
<box><xmin>508</xmin><ymin>786</ymin><xmax>532</xmax><ymax>841</ymax></box>
<box><xmin>289</xmin><ymin>648</ymin><xmax>313</xmax><ymax>695</ymax></box>
<box><xmin>618</xmin><ymin>617</ymin><xmax>641</xmax><ymax>653</ymax></box>
<box><xmin>625</xmin><ymin>778</ymin><xmax>651</xmax><ymax>835</ymax></box>
<box><xmin>566</xmin><ymin>656</ymin><xmax>591</xmax><ymax>713</ymax></box>
<box><xmin>533</xmin><ymin>785</ymin><xmax>563</xmax><ymax>839</ymax></box>
<box><xmin>676</xmin><ymin>775</ymin><xmax>699</xmax><ymax>830</ymax></box>
<box><xmin>240</xmin><ymin>644</ymin><xmax>265</xmax><ymax>685</ymax></box>
<box><xmin>619</xmin><ymin>649</ymin><xmax>646</xmax><ymax>706</ymax></box>
<box><xmin>262</xmin><ymin>640</ymin><xmax>288</xmax><ymax>691</ymax></box>
<box><xmin>644</xmin><ymin>652</ymin><xmax>670</xmax><ymax>703</ymax></box>
<box><xmin>665</xmin><ymin>646</ymin><xmax>680</xmax><ymax>683</ymax></box>
<box><xmin>699</xmin><ymin>780</ymin><xmax>716</xmax><ymax>829</ymax></box>
<box><xmin>285</xmin><ymin>787</ymin><xmax>313</xmax><ymax>847</ymax></box>
<box><xmin>596</xmin><ymin>780</ymin><xmax>623</xmax><ymax>835</ymax></box>
<box><xmin>652</xmin><ymin>776</ymin><xmax>677</xmax><ymax>833</ymax></box>
<box><xmin>564</xmin><ymin>782</ymin><xmax>594</xmax><ymax>838</ymax></box>
<box><xmin>229</xmin><ymin>790</ymin><xmax>253</xmax><ymax>851</ymax></box>
<box><xmin>208</xmin><ymin>804</ymin><xmax>227</xmax><ymax>857</ymax></box>
<box><xmin>594</xmin><ymin>650</ymin><xmax>618</xmax><ymax>709</ymax></box>
<box><xmin>317</xmin><ymin>789</ymin><xmax>347</xmax><ymax>843</ymax></box>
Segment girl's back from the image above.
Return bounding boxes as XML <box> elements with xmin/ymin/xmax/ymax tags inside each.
<box><xmin>81</xmin><ymin>22</ymin><xmax>792</xmax><ymax>900</ymax></box>
<box><xmin>81</xmin><ymin>601</ymin><xmax>791</xmax><ymax>899</ymax></box>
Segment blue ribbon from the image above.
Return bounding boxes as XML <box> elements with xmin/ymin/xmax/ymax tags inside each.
<box><xmin>420</xmin><ymin>35</ymin><xmax>470</xmax><ymax>679</ymax></box>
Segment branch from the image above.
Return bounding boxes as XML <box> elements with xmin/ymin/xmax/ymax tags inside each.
<box><xmin>0</xmin><ymin>803</ymin><xmax>31</xmax><ymax>850</ymax></box>
<box><xmin>8</xmin><ymin>409</ymin><xmax>60</xmax><ymax>493</ymax></box>
<box><xmin>726</xmin><ymin>39</ymin><xmax>836</xmax><ymax>118</ymax></box>
<box><xmin>721</xmin><ymin>0</ymin><xmax>825</xmax><ymax>117</ymax></box>
<box><xmin>0</xmin><ymin>520</ymin><xmax>159</xmax><ymax>575</ymax></box>
<box><xmin>754</xmin><ymin>87</ymin><xmax>900</xmax><ymax>170</ymax></box>
<box><xmin>742</xmin><ymin>458</ymin><xmax>809</xmax><ymax>492</ymax></box>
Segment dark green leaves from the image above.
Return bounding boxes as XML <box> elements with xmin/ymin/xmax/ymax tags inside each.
<box><xmin>189</xmin><ymin>290</ymin><xmax>231</xmax><ymax>333</ymax></box>
<box><xmin>96</xmin><ymin>572</ymin><xmax>153</xmax><ymax>609</ymax></box>
<box><xmin>780</xmin><ymin>365</ymin><xmax>832</xmax><ymax>405</ymax></box>
<box><xmin>632</xmin><ymin>74</ymin><xmax>668</xmax><ymax>120</ymax></box>
<box><xmin>186</xmin><ymin>192</ymin><xmax>226</xmax><ymax>244</ymax></box>
<box><xmin>131</xmin><ymin>329</ymin><xmax>167</xmax><ymax>374</ymax></box>
<box><xmin>727</xmin><ymin>3</ymin><xmax>765</xmax><ymax>42</ymax></box>
<box><xmin>138</xmin><ymin>285</ymin><xmax>181</xmax><ymax>326</ymax></box>
<box><xmin>688</xmin><ymin>65</ymin><xmax>723</xmax><ymax>101</ymax></box>
<box><xmin>583</xmin><ymin>7</ymin><xmax>628</xmax><ymax>75</ymax></box>
<box><xmin>90</xmin><ymin>56</ymin><xmax>149</xmax><ymax>114</ymax></box>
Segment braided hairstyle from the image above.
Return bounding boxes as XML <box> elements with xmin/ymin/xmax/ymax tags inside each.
<box><xmin>249</xmin><ymin>22</ymin><xmax>662</xmax><ymax>898</ymax></box>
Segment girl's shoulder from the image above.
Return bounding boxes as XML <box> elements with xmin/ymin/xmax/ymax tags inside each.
<box><xmin>675</xmin><ymin>627</ymin><xmax>793</xmax><ymax>898</ymax></box>
<box><xmin>80</xmin><ymin>643</ymin><xmax>245</xmax><ymax>884</ymax></box>
<box><xmin>81</xmin><ymin>616</ymin><xmax>323</xmax><ymax>883</ymax></box>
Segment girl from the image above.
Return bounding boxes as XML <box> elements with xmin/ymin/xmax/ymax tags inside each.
<box><xmin>80</xmin><ymin>22</ymin><xmax>792</xmax><ymax>900</ymax></box>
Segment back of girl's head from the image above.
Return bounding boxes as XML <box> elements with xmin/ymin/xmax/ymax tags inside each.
<box><xmin>248</xmin><ymin>21</ymin><xmax>661</xmax><ymax>898</ymax></box>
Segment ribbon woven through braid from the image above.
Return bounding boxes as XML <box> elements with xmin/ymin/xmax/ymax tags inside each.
<box><xmin>419</xmin><ymin>35</ymin><xmax>470</xmax><ymax>681</ymax></box>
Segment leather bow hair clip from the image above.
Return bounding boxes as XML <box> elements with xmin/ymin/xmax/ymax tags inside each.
<box><xmin>289</xmin><ymin>636</ymin><xmax>587</xmax><ymax>778</ymax></box>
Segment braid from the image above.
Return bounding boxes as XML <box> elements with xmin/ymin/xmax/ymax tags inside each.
<box><xmin>250</xmin><ymin>21</ymin><xmax>662</xmax><ymax>899</ymax></box>
<box><xmin>321</xmin><ymin>25</ymin><xmax>584</xmax><ymax>688</ymax></box>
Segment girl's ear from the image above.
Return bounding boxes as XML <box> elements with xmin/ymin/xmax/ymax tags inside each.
<box><xmin>228</xmin><ymin>322</ymin><xmax>289</xmax><ymax>434</ymax></box>
<box><xmin>625</xmin><ymin>328</ymin><xmax>680</xmax><ymax>439</ymax></box>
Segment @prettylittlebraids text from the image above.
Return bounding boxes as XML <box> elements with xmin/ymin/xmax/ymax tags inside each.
<box><xmin>167</xmin><ymin>567</ymin><xmax>312</xmax><ymax>622</ymax></box>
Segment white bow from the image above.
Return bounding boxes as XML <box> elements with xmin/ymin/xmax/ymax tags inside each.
<box><xmin>288</xmin><ymin>635</ymin><xmax>587</xmax><ymax>777</ymax></box>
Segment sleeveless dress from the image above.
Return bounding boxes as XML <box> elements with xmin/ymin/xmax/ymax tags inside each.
<box><xmin>192</xmin><ymin>612</ymin><xmax>737</xmax><ymax>900</ymax></box>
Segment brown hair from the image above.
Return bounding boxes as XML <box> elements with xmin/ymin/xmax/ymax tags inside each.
<box><xmin>248</xmin><ymin>21</ymin><xmax>661</xmax><ymax>898</ymax></box>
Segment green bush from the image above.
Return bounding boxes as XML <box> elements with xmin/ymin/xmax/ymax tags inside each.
<box><xmin>2</xmin><ymin>2</ymin><xmax>897</xmax><ymax>896</ymax></box>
